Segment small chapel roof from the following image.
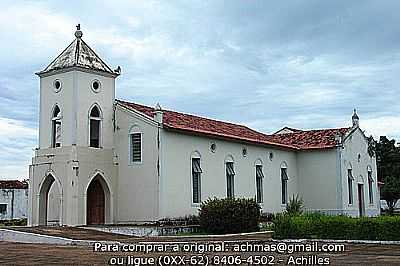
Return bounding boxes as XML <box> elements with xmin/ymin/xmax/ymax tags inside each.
<box><xmin>37</xmin><ymin>24</ymin><xmax>116</xmax><ymax>76</ymax></box>
<box><xmin>0</xmin><ymin>180</ymin><xmax>28</xmax><ymax>189</ymax></box>
<box><xmin>117</xmin><ymin>99</ymin><xmax>351</xmax><ymax>150</ymax></box>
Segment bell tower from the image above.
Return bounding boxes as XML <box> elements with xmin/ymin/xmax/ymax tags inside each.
<box><xmin>36</xmin><ymin>24</ymin><xmax>120</xmax><ymax>149</ymax></box>
<box><xmin>29</xmin><ymin>25</ymin><xmax>120</xmax><ymax>226</ymax></box>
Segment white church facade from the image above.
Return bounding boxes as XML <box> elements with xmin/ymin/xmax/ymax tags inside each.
<box><xmin>28</xmin><ymin>27</ymin><xmax>380</xmax><ymax>226</ymax></box>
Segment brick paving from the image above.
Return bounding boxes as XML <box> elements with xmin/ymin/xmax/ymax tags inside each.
<box><xmin>1</xmin><ymin>227</ymin><xmax>400</xmax><ymax>265</ymax></box>
<box><xmin>1</xmin><ymin>241</ymin><xmax>400</xmax><ymax>265</ymax></box>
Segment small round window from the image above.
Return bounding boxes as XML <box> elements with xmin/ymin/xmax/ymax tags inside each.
<box><xmin>269</xmin><ymin>152</ymin><xmax>274</xmax><ymax>161</ymax></box>
<box><xmin>53</xmin><ymin>79</ymin><xmax>62</xmax><ymax>93</ymax></box>
<box><xmin>210</xmin><ymin>142</ymin><xmax>217</xmax><ymax>153</ymax></box>
<box><xmin>91</xmin><ymin>80</ymin><xmax>101</xmax><ymax>93</ymax></box>
<box><xmin>242</xmin><ymin>147</ymin><xmax>248</xmax><ymax>157</ymax></box>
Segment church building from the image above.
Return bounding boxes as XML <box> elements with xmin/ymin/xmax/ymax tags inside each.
<box><xmin>28</xmin><ymin>26</ymin><xmax>380</xmax><ymax>226</ymax></box>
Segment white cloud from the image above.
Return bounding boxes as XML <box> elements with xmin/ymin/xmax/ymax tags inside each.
<box><xmin>0</xmin><ymin>117</ymin><xmax>37</xmax><ymax>138</ymax></box>
<box><xmin>361</xmin><ymin>116</ymin><xmax>400</xmax><ymax>139</ymax></box>
<box><xmin>0</xmin><ymin>2</ymin><xmax>75</xmax><ymax>64</ymax></box>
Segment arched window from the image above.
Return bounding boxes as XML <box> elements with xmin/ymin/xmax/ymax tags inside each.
<box><xmin>255</xmin><ymin>160</ymin><xmax>264</xmax><ymax>203</ymax></box>
<box><xmin>225</xmin><ymin>155</ymin><xmax>235</xmax><ymax>198</ymax></box>
<box><xmin>280</xmin><ymin>162</ymin><xmax>288</xmax><ymax>205</ymax></box>
<box><xmin>367</xmin><ymin>166</ymin><xmax>374</xmax><ymax>204</ymax></box>
<box><xmin>89</xmin><ymin>105</ymin><xmax>102</xmax><ymax>148</ymax></box>
<box><xmin>191</xmin><ymin>151</ymin><xmax>202</xmax><ymax>204</ymax></box>
<box><xmin>51</xmin><ymin>105</ymin><xmax>62</xmax><ymax>148</ymax></box>
<box><xmin>348</xmin><ymin>164</ymin><xmax>354</xmax><ymax>205</ymax></box>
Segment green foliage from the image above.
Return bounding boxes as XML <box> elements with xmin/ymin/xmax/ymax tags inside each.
<box><xmin>199</xmin><ymin>197</ymin><xmax>261</xmax><ymax>234</ymax></box>
<box><xmin>273</xmin><ymin>213</ymin><xmax>400</xmax><ymax>240</ymax></box>
<box><xmin>260</xmin><ymin>212</ymin><xmax>275</xmax><ymax>222</ymax></box>
<box><xmin>367</xmin><ymin>135</ymin><xmax>376</xmax><ymax>157</ymax></box>
<box><xmin>286</xmin><ymin>194</ymin><xmax>304</xmax><ymax>216</ymax></box>
<box><xmin>376</xmin><ymin>136</ymin><xmax>400</xmax><ymax>215</ymax></box>
<box><xmin>0</xmin><ymin>218</ymin><xmax>27</xmax><ymax>227</ymax></box>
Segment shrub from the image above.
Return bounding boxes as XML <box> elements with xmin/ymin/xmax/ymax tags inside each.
<box><xmin>199</xmin><ymin>197</ymin><xmax>261</xmax><ymax>234</ymax></box>
<box><xmin>0</xmin><ymin>218</ymin><xmax>27</xmax><ymax>226</ymax></box>
<box><xmin>286</xmin><ymin>194</ymin><xmax>304</xmax><ymax>216</ymax></box>
<box><xmin>260</xmin><ymin>212</ymin><xmax>275</xmax><ymax>222</ymax></box>
<box><xmin>273</xmin><ymin>213</ymin><xmax>400</xmax><ymax>240</ymax></box>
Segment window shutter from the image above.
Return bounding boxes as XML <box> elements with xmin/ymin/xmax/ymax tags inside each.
<box><xmin>192</xmin><ymin>158</ymin><xmax>201</xmax><ymax>203</ymax></box>
<box><xmin>131</xmin><ymin>133</ymin><xmax>141</xmax><ymax>162</ymax></box>
<box><xmin>368</xmin><ymin>171</ymin><xmax>373</xmax><ymax>182</ymax></box>
<box><xmin>192</xmin><ymin>158</ymin><xmax>202</xmax><ymax>173</ymax></box>
<box><xmin>226</xmin><ymin>162</ymin><xmax>235</xmax><ymax>176</ymax></box>
<box><xmin>348</xmin><ymin>169</ymin><xmax>354</xmax><ymax>180</ymax></box>
<box><xmin>281</xmin><ymin>168</ymin><xmax>288</xmax><ymax>181</ymax></box>
<box><xmin>256</xmin><ymin>165</ymin><xmax>263</xmax><ymax>203</ymax></box>
<box><xmin>256</xmin><ymin>165</ymin><xmax>264</xmax><ymax>179</ymax></box>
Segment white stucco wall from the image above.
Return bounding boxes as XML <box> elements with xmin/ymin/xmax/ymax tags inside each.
<box><xmin>39</xmin><ymin>69</ymin><xmax>115</xmax><ymax>149</ymax></box>
<box><xmin>159</xmin><ymin>130</ymin><xmax>298</xmax><ymax>218</ymax></box>
<box><xmin>30</xmin><ymin>68</ymin><xmax>118</xmax><ymax>226</ymax></box>
<box><xmin>0</xmin><ymin>189</ymin><xmax>28</xmax><ymax>220</ymax></box>
<box><xmin>341</xmin><ymin>128</ymin><xmax>379</xmax><ymax>217</ymax></box>
<box><xmin>39</xmin><ymin>72</ymin><xmax>74</xmax><ymax>148</ymax></box>
<box><xmin>297</xmin><ymin>149</ymin><xmax>339</xmax><ymax>212</ymax></box>
<box><xmin>114</xmin><ymin>105</ymin><xmax>160</xmax><ymax>222</ymax></box>
<box><xmin>29</xmin><ymin>146</ymin><xmax>118</xmax><ymax>226</ymax></box>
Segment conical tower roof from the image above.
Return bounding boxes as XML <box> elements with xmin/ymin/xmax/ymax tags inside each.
<box><xmin>37</xmin><ymin>24</ymin><xmax>117</xmax><ymax>76</ymax></box>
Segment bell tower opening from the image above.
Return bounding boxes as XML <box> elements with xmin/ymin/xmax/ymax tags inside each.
<box><xmin>89</xmin><ymin>105</ymin><xmax>101</xmax><ymax>148</ymax></box>
<box><xmin>51</xmin><ymin>105</ymin><xmax>62</xmax><ymax>148</ymax></box>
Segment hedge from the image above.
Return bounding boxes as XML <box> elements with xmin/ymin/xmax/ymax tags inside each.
<box><xmin>199</xmin><ymin>197</ymin><xmax>260</xmax><ymax>234</ymax></box>
<box><xmin>273</xmin><ymin>213</ymin><xmax>400</xmax><ymax>240</ymax></box>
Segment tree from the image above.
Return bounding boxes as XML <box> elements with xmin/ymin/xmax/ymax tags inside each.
<box><xmin>381</xmin><ymin>175</ymin><xmax>400</xmax><ymax>214</ymax></box>
<box><xmin>375</xmin><ymin>136</ymin><xmax>400</xmax><ymax>214</ymax></box>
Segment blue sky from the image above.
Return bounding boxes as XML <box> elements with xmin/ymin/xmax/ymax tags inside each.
<box><xmin>1</xmin><ymin>0</ymin><xmax>400</xmax><ymax>180</ymax></box>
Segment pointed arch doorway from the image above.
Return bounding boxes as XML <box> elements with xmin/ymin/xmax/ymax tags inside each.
<box><xmin>86</xmin><ymin>174</ymin><xmax>110</xmax><ymax>225</ymax></box>
<box><xmin>38</xmin><ymin>174</ymin><xmax>62</xmax><ymax>225</ymax></box>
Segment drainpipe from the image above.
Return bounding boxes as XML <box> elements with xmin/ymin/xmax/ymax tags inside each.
<box><xmin>335</xmin><ymin>134</ymin><xmax>344</xmax><ymax>214</ymax></box>
<box><xmin>11</xmin><ymin>189</ymin><xmax>14</xmax><ymax>220</ymax></box>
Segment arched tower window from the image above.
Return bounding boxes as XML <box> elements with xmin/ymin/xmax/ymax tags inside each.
<box><xmin>89</xmin><ymin>105</ymin><xmax>102</xmax><ymax>148</ymax></box>
<box><xmin>51</xmin><ymin>105</ymin><xmax>62</xmax><ymax>148</ymax></box>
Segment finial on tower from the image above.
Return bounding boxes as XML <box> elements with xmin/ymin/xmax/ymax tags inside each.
<box><xmin>75</xmin><ymin>24</ymin><xmax>83</xmax><ymax>39</ymax></box>
<box><xmin>352</xmin><ymin>108</ymin><xmax>359</xmax><ymax>127</ymax></box>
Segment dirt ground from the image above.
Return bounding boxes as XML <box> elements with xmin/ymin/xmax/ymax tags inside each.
<box><xmin>1</xmin><ymin>241</ymin><xmax>400</xmax><ymax>265</ymax></box>
<box><xmin>1</xmin><ymin>227</ymin><xmax>400</xmax><ymax>265</ymax></box>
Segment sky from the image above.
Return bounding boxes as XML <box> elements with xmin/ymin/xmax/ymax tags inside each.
<box><xmin>0</xmin><ymin>0</ymin><xmax>400</xmax><ymax>180</ymax></box>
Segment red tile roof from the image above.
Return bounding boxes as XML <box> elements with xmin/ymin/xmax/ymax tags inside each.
<box><xmin>0</xmin><ymin>180</ymin><xmax>28</xmax><ymax>189</ymax></box>
<box><xmin>117</xmin><ymin>100</ymin><xmax>350</xmax><ymax>150</ymax></box>
<box><xmin>268</xmin><ymin>128</ymin><xmax>350</xmax><ymax>150</ymax></box>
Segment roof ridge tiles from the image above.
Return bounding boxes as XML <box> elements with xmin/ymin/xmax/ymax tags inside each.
<box><xmin>117</xmin><ymin>99</ymin><xmax>350</xmax><ymax>150</ymax></box>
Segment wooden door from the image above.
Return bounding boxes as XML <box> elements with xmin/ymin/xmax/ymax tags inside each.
<box><xmin>87</xmin><ymin>179</ymin><xmax>105</xmax><ymax>225</ymax></box>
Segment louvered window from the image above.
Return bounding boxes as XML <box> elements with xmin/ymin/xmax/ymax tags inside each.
<box><xmin>226</xmin><ymin>162</ymin><xmax>235</xmax><ymax>198</ymax></box>
<box><xmin>130</xmin><ymin>133</ymin><xmax>142</xmax><ymax>163</ymax></box>
<box><xmin>281</xmin><ymin>168</ymin><xmax>288</xmax><ymax>204</ymax></box>
<box><xmin>192</xmin><ymin>158</ymin><xmax>202</xmax><ymax>203</ymax></box>
<box><xmin>256</xmin><ymin>165</ymin><xmax>264</xmax><ymax>203</ymax></box>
